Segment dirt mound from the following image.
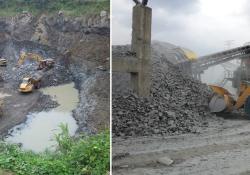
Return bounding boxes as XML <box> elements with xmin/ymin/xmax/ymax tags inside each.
<box><xmin>112</xmin><ymin>45</ymin><xmax>214</xmax><ymax>137</ymax></box>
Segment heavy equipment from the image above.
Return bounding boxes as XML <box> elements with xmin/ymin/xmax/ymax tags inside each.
<box><xmin>17</xmin><ymin>52</ymin><xmax>54</xmax><ymax>70</ymax></box>
<box><xmin>0</xmin><ymin>58</ymin><xmax>7</xmax><ymax>66</ymax></box>
<box><xmin>19</xmin><ymin>73</ymin><xmax>42</xmax><ymax>93</ymax></box>
<box><xmin>209</xmin><ymin>57</ymin><xmax>250</xmax><ymax>115</ymax></box>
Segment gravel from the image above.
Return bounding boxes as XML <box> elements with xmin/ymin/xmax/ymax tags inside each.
<box><xmin>112</xmin><ymin>45</ymin><xmax>215</xmax><ymax>137</ymax></box>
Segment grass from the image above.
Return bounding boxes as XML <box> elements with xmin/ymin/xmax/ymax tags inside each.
<box><xmin>0</xmin><ymin>0</ymin><xmax>110</xmax><ymax>17</ymax></box>
<box><xmin>0</xmin><ymin>125</ymin><xmax>110</xmax><ymax>175</ymax></box>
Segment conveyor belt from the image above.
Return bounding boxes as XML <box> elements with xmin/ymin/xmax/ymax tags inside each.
<box><xmin>193</xmin><ymin>45</ymin><xmax>250</xmax><ymax>74</ymax></box>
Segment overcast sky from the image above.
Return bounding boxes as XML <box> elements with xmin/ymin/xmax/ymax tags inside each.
<box><xmin>112</xmin><ymin>0</ymin><xmax>250</xmax><ymax>56</ymax></box>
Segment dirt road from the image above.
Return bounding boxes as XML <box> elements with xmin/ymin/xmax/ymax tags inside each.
<box><xmin>113</xmin><ymin>117</ymin><xmax>250</xmax><ymax>175</ymax></box>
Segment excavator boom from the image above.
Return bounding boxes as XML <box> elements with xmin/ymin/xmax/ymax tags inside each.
<box><xmin>234</xmin><ymin>83</ymin><xmax>250</xmax><ymax>109</ymax></box>
<box><xmin>18</xmin><ymin>52</ymin><xmax>43</xmax><ymax>66</ymax></box>
<box><xmin>17</xmin><ymin>52</ymin><xmax>54</xmax><ymax>70</ymax></box>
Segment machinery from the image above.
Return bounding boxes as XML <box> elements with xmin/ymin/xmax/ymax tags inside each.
<box><xmin>18</xmin><ymin>52</ymin><xmax>55</xmax><ymax>70</ymax></box>
<box><xmin>19</xmin><ymin>73</ymin><xmax>42</xmax><ymax>93</ymax></box>
<box><xmin>209</xmin><ymin>58</ymin><xmax>250</xmax><ymax>115</ymax></box>
<box><xmin>0</xmin><ymin>58</ymin><xmax>7</xmax><ymax>66</ymax></box>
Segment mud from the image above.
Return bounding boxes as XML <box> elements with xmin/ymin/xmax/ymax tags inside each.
<box><xmin>113</xmin><ymin>117</ymin><xmax>250</xmax><ymax>175</ymax></box>
<box><xmin>0</xmin><ymin>83</ymin><xmax>57</xmax><ymax>138</ymax></box>
<box><xmin>6</xmin><ymin>83</ymin><xmax>79</xmax><ymax>152</ymax></box>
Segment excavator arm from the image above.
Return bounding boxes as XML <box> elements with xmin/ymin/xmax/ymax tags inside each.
<box><xmin>234</xmin><ymin>83</ymin><xmax>250</xmax><ymax>109</ymax></box>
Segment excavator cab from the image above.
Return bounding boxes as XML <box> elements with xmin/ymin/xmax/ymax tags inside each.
<box><xmin>37</xmin><ymin>59</ymin><xmax>55</xmax><ymax>70</ymax></box>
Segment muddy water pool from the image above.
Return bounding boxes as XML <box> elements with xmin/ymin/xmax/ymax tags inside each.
<box><xmin>6</xmin><ymin>83</ymin><xmax>79</xmax><ymax>152</ymax></box>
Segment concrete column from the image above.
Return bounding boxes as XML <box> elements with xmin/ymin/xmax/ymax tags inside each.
<box><xmin>198</xmin><ymin>73</ymin><xmax>201</xmax><ymax>81</ymax></box>
<box><xmin>131</xmin><ymin>5</ymin><xmax>152</xmax><ymax>97</ymax></box>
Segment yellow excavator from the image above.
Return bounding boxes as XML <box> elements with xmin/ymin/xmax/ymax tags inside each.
<box><xmin>209</xmin><ymin>58</ymin><xmax>250</xmax><ymax>115</ymax></box>
<box><xmin>18</xmin><ymin>52</ymin><xmax>55</xmax><ymax>70</ymax></box>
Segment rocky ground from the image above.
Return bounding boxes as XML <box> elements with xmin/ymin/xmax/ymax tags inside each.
<box><xmin>113</xmin><ymin>117</ymin><xmax>250</xmax><ymax>175</ymax></box>
<box><xmin>112</xmin><ymin>42</ymin><xmax>250</xmax><ymax>175</ymax></box>
<box><xmin>112</xmin><ymin>44</ymin><xmax>216</xmax><ymax>137</ymax></box>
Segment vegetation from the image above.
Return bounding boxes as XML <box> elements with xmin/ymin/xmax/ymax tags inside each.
<box><xmin>0</xmin><ymin>0</ymin><xmax>110</xmax><ymax>16</ymax></box>
<box><xmin>0</xmin><ymin>125</ymin><xmax>110</xmax><ymax>175</ymax></box>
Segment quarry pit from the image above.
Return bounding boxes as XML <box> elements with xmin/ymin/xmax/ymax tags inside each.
<box><xmin>0</xmin><ymin>11</ymin><xmax>110</xmax><ymax>152</ymax></box>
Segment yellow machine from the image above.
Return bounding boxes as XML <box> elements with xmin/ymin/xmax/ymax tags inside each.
<box><xmin>180</xmin><ymin>48</ymin><xmax>198</xmax><ymax>61</ymax></box>
<box><xmin>0</xmin><ymin>58</ymin><xmax>7</xmax><ymax>66</ymax></box>
<box><xmin>19</xmin><ymin>73</ymin><xmax>42</xmax><ymax>93</ymax></box>
<box><xmin>18</xmin><ymin>52</ymin><xmax>54</xmax><ymax>70</ymax></box>
<box><xmin>209</xmin><ymin>58</ymin><xmax>250</xmax><ymax>115</ymax></box>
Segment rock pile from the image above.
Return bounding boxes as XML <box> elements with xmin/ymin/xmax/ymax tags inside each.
<box><xmin>112</xmin><ymin>45</ymin><xmax>214</xmax><ymax>137</ymax></box>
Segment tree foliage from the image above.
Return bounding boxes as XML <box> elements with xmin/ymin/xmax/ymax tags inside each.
<box><xmin>0</xmin><ymin>0</ymin><xmax>109</xmax><ymax>16</ymax></box>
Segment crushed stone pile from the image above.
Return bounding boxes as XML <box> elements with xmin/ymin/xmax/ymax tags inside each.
<box><xmin>112</xmin><ymin>45</ymin><xmax>215</xmax><ymax>137</ymax></box>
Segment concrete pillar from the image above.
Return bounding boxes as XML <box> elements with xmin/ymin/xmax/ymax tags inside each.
<box><xmin>198</xmin><ymin>73</ymin><xmax>201</xmax><ymax>81</ymax></box>
<box><xmin>131</xmin><ymin>5</ymin><xmax>152</xmax><ymax>97</ymax></box>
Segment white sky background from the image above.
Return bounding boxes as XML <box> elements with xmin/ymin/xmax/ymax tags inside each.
<box><xmin>112</xmin><ymin>0</ymin><xmax>250</xmax><ymax>56</ymax></box>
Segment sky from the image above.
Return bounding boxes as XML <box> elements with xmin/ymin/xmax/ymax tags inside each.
<box><xmin>112</xmin><ymin>0</ymin><xmax>250</xmax><ymax>56</ymax></box>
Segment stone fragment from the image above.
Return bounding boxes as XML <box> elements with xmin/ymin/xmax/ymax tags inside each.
<box><xmin>157</xmin><ymin>156</ymin><xmax>174</xmax><ymax>166</ymax></box>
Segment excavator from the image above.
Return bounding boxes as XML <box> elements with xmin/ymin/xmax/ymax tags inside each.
<box><xmin>17</xmin><ymin>52</ymin><xmax>55</xmax><ymax>70</ymax></box>
<box><xmin>209</xmin><ymin>58</ymin><xmax>250</xmax><ymax>116</ymax></box>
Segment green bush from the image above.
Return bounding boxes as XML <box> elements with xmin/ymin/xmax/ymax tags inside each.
<box><xmin>0</xmin><ymin>0</ymin><xmax>110</xmax><ymax>16</ymax></box>
<box><xmin>0</xmin><ymin>125</ymin><xmax>110</xmax><ymax>175</ymax></box>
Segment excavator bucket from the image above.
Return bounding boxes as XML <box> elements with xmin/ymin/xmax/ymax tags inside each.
<box><xmin>209</xmin><ymin>94</ymin><xmax>227</xmax><ymax>112</ymax></box>
<box><xmin>209</xmin><ymin>85</ymin><xmax>235</xmax><ymax>113</ymax></box>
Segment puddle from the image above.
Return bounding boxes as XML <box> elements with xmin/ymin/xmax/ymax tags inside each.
<box><xmin>6</xmin><ymin>83</ymin><xmax>79</xmax><ymax>152</ymax></box>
